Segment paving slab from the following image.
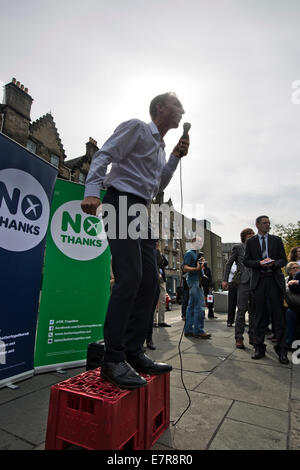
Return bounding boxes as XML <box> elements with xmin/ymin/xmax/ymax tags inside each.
<box><xmin>289</xmin><ymin>400</ymin><xmax>300</xmax><ymax>450</ymax></box>
<box><xmin>152</xmin><ymin>324</ymin><xmax>184</xmax><ymax>339</ymax></box>
<box><xmin>0</xmin><ymin>367</ymin><xmax>85</xmax><ymax>405</ymax></box>
<box><xmin>146</xmin><ymin>341</ymin><xmax>192</xmax><ymax>362</ymax></box>
<box><xmin>291</xmin><ymin>366</ymin><xmax>300</xmax><ymax>400</ymax></box>
<box><xmin>209</xmin><ymin>419</ymin><xmax>287</xmax><ymax>450</ymax></box>
<box><xmin>227</xmin><ymin>341</ymin><xmax>293</xmax><ymax>369</ymax></box>
<box><xmin>170</xmin><ymin>370</ymin><xmax>210</xmax><ymax>391</ymax></box>
<box><xmin>174</xmin><ymin>334</ymin><xmax>236</xmax><ymax>348</ymax></box>
<box><xmin>167</xmin><ymin>351</ymin><xmax>222</xmax><ymax>373</ymax></box>
<box><xmin>0</xmin><ymin>387</ymin><xmax>52</xmax><ymax>445</ymax></box>
<box><xmin>182</xmin><ymin>342</ymin><xmax>234</xmax><ymax>359</ymax></box>
<box><xmin>0</xmin><ymin>429</ymin><xmax>34</xmax><ymax>450</ymax></box>
<box><xmin>157</xmin><ymin>388</ymin><xmax>232</xmax><ymax>450</ymax></box>
<box><xmin>195</xmin><ymin>359</ymin><xmax>291</xmax><ymax>411</ymax></box>
<box><xmin>227</xmin><ymin>401</ymin><xmax>289</xmax><ymax>433</ymax></box>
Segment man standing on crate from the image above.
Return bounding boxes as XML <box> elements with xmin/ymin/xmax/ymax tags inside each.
<box><xmin>81</xmin><ymin>93</ymin><xmax>189</xmax><ymax>389</ymax></box>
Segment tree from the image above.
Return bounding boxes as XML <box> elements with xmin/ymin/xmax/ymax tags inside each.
<box><xmin>273</xmin><ymin>221</ymin><xmax>300</xmax><ymax>258</ymax></box>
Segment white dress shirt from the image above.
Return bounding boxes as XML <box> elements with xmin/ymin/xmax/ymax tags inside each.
<box><xmin>84</xmin><ymin>119</ymin><xmax>180</xmax><ymax>203</ymax></box>
<box><xmin>258</xmin><ymin>233</ymin><xmax>269</xmax><ymax>257</ymax></box>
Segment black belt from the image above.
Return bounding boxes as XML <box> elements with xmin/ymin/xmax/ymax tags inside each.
<box><xmin>108</xmin><ymin>186</ymin><xmax>147</xmax><ymax>206</ymax></box>
<box><xmin>260</xmin><ymin>271</ymin><xmax>273</xmax><ymax>277</ymax></box>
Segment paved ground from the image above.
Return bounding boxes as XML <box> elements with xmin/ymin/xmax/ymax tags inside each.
<box><xmin>1</xmin><ymin>305</ymin><xmax>300</xmax><ymax>451</ymax></box>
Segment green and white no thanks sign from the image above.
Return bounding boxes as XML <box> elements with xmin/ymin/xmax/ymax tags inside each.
<box><xmin>34</xmin><ymin>179</ymin><xmax>110</xmax><ymax>372</ymax></box>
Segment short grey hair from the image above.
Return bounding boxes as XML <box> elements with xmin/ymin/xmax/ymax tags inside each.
<box><xmin>149</xmin><ymin>92</ymin><xmax>178</xmax><ymax>119</ymax></box>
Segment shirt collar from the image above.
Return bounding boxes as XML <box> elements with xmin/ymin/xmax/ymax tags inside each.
<box><xmin>258</xmin><ymin>233</ymin><xmax>268</xmax><ymax>240</ymax></box>
<box><xmin>148</xmin><ymin>121</ymin><xmax>165</xmax><ymax>148</ymax></box>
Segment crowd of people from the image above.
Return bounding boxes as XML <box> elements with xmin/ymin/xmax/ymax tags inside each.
<box><xmin>148</xmin><ymin>222</ymin><xmax>300</xmax><ymax>367</ymax></box>
<box><xmin>221</xmin><ymin>220</ymin><xmax>300</xmax><ymax>364</ymax></box>
<box><xmin>149</xmin><ymin>219</ymin><xmax>300</xmax><ymax>365</ymax></box>
<box><xmin>181</xmin><ymin>217</ymin><xmax>300</xmax><ymax>366</ymax></box>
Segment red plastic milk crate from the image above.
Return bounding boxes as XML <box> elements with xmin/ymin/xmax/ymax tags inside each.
<box><xmin>143</xmin><ymin>372</ymin><xmax>170</xmax><ymax>449</ymax></box>
<box><xmin>45</xmin><ymin>368</ymin><xmax>170</xmax><ymax>450</ymax></box>
<box><xmin>45</xmin><ymin>369</ymin><xmax>146</xmax><ymax>450</ymax></box>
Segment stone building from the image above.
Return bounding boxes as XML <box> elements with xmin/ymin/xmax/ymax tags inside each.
<box><xmin>221</xmin><ymin>242</ymin><xmax>238</xmax><ymax>279</ymax></box>
<box><xmin>153</xmin><ymin>193</ymin><xmax>223</xmax><ymax>294</ymax></box>
<box><xmin>202</xmin><ymin>224</ymin><xmax>223</xmax><ymax>290</ymax></box>
<box><xmin>0</xmin><ymin>77</ymin><xmax>97</xmax><ymax>182</ymax></box>
<box><xmin>64</xmin><ymin>137</ymin><xmax>99</xmax><ymax>184</ymax></box>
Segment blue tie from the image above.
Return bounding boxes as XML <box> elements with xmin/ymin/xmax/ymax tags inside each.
<box><xmin>261</xmin><ymin>236</ymin><xmax>267</xmax><ymax>259</ymax></box>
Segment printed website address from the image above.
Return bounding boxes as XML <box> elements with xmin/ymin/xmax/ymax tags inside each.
<box><xmin>53</xmin><ymin>336</ymin><xmax>92</xmax><ymax>342</ymax></box>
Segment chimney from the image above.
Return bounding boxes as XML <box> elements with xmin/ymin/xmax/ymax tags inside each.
<box><xmin>3</xmin><ymin>77</ymin><xmax>33</xmax><ymax>120</ymax></box>
<box><xmin>86</xmin><ymin>137</ymin><xmax>98</xmax><ymax>159</ymax></box>
<box><xmin>1</xmin><ymin>78</ymin><xmax>34</xmax><ymax>146</ymax></box>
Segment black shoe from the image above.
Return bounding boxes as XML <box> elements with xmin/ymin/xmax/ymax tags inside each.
<box><xmin>208</xmin><ymin>315</ymin><xmax>218</xmax><ymax>319</ymax></box>
<box><xmin>227</xmin><ymin>322</ymin><xmax>233</xmax><ymax>327</ymax></box>
<box><xmin>146</xmin><ymin>340</ymin><xmax>156</xmax><ymax>350</ymax></box>
<box><xmin>101</xmin><ymin>360</ymin><xmax>147</xmax><ymax>389</ymax></box>
<box><xmin>158</xmin><ymin>322</ymin><xmax>172</xmax><ymax>327</ymax></box>
<box><xmin>153</xmin><ymin>323</ymin><xmax>159</xmax><ymax>328</ymax></box>
<box><xmin>127</xmin><ymin>352</ymin><xmax>172</xmax><ymax>375</ymax></box>
<box><xmin>274</xmin><ymin>345</ymin><xmax>289</xmax><ymax>365</ymax></box>
<box><xmin>251</xmin><ymin>346</ymin><xmax>266</xmax><ymax>360</ymax></box>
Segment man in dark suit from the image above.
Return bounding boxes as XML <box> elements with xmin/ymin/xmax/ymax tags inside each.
<box><xmin>222</xmin><ymin>228</ymin><xmax>255</xmax><ymax>349</ymax></box>
<box><xmin>243</xmin><ymin>215</ymin><xmax>288</xmax><ymax>364</ymax></box>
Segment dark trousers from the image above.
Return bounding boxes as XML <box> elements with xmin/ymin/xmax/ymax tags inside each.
<box><xmin>235</xmin><ymin>282</ymin><xmax>254</xmax><ymax>341</ymax></box>
<box><xmin>228</xmin><ymin>283</ymin><xmax>238</xmax><ymax>324</ymax></box>
<box><xmin>252</xmin><ymin>274</ymin><xmax>287</xmax><ymax>352</ymax></box>
<box><xmin>286</xmin><ymin>308</ymin><xmax>297</xmax><ymax>346</ymax></box>
<box><xmin>181</xmin><ymin>277</ymin><xmax>189</xmax><ymax>317</ymax></box>
<box><xmin>102</xmin><ymin>187</ymin><xmax>158</xmax><ymax>362</ymax></box>
<box><xmin>203</xmin><ymin>287</ymin><xmax>214</xmax><ymax>317</ymax></box>
<box><xmin>146</xmin><ymin>282</ymin><xmax>160</xmax><ymax>342</ymax></box>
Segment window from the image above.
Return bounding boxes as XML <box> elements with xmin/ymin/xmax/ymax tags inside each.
<box><xmin>79</xmin><ymin>172</ymin><xmax>85</xmax><ymax>184</ymax></box>
<box><xmin>26</xmin><ymin>140</ymin><xmax>36</xmax><ymax>154</ymax></box>
<box><xmin>172</xmin><ymin>239</ymin><xmax>176</xmax><ymax>250</ymax></box>
<box><xmin>51</xmin><ymin>154</ymin><xmax>60</xmax><ymax>167</ymax></box>
<box><xmin>173</xmin><ymin>255</ymin><xmax>177</xmax><ymax>270</ymax></box>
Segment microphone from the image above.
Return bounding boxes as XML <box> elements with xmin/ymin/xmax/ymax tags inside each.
<box><xmin>180</xmin><ymin>122</ymin><xmax>191</xmax><ymax>156</ymax></box>
<box><xmin>182</xmin><ymin>122</ymin><xmax>191</xmax><ymax>139</ymax></box>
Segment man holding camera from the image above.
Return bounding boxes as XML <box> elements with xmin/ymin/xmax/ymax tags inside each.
<box><xmin>183</xmin><ymin>237</ymin><xmax>211</xmax><ymax>339</ymax></box>
<box><xmin>202</xmin><ymin>260</ymin><xmax>217</xmax><ymax>319</ymax></box>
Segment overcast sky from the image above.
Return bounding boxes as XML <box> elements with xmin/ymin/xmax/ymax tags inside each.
<box><xmin>1</xmin><ymin>0</ymin><xmax>300</xmax><ymax>242</ymax></box>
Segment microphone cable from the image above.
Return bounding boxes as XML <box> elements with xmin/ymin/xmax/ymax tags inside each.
<box><xmin>172</xmin><ymin>157</ymin><xmax>192</xmax><ymax>427</ymax></box>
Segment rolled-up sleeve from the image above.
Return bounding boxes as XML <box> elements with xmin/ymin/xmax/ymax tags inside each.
<box><xmin>158</xmin><ymin>154</ymin><xmax>180</xmax><ymax>193</ymax></box>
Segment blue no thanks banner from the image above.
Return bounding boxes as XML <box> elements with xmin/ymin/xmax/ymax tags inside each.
<box><xmin>0</xmin><ymin>133</ymin><xmax>57</xmax><ymax>387</ymax></box>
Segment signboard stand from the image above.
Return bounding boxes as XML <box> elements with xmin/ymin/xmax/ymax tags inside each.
<box><xmin>34</xmin><ymin>180</ymin><xmax>110</xmax><ymax>373</ymax></box>
<box><xmin>0</xmin><ymin>133</ymin><xmax>57</xmax><ymax>389</ymax></box>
